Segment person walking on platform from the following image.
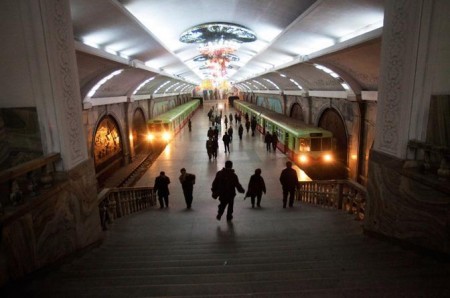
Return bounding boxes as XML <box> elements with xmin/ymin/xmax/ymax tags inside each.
<box><xmin>250</xmin><ymin>117</ymin><xmax>257</xmax><ymax>136</ymax></box>
<box><xmin>179</xmin><ymin>168</ymin><xmax>196</xmax><ymax>209</ymax></box>
<box><xmin>211</xmin><ymin>160</ymin><xmax>245</xmax><ymax>221</ymax></box>
<box><xmin>238</xmin><ymin>124</ymin><xmax>244</xmax><ymax>140</ymax></box>
<box><xmin>188</xmin><ymin>119</ymin><xmax>192</xmax><ymax>132</ymax></box>
<box><xmin>279</xmin><ymin>161</ymin><xmax>299</xmax><ymax>208</ymax></box>
<box><xmin>228</xmin><ymin>126</ymin><xmax>233</xmax><ymax>142</ymax></box>
<box><xmin>206</xmin><ymin>138</ymin><xmax>214</xmax><ymax>160</ymax></box>
<box><xmin>154</xmin><ymin>171</ymin><xmax>171</xmax><ymax>209</ymax></box>
<box><xmin>222</xmin><ymin>132</ymin><xmax>231</xmax><ymax>153</ymax></box>
<box><xmin>229</xmin><ymin>113</ymin><xmax>233</xmax><ymax>124</ymax></box>
<box><xmin>264</xmin><ymin>132</ymin><xmax>272</xmax><ymax>152</ymax></box>
<box><xmin>207</xmin><ymin>127</ymin><xmax>214</xmax><ymax>139</ymax></box>
<box><xmin>245</xmin><ymin>120</ymin><xmax>250</xmax><ymax>134</ymax></box>
<box><xmin>272</xmin><ymin>132</ymin><xmax>278</xmax><ymax>152</ymax></box>
<box><xmin>224</xmin><ymin>115</ymin><xmax>228</xmax><ymax>129</ymax></box>
<box><xmin>212</xmin><ymin>136</ymin><xmax>219</xmax><ymax>159</ymax></box>
<box><xmin>246</xmin><ymin>168</ymin><xmax>266</xmax><ymax>208</ymax></box>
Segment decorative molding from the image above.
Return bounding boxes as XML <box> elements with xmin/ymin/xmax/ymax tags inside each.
<box><xmin>47</xmin><ymin>0</ymin><xmax>88</xmax><ymax>168</ymax></box>
<box><xmin>375</xmin><ymin>1</ymin><xmax>422</xmax><ymax>158</ymax></box>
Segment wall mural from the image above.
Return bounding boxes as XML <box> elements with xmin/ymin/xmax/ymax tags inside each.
<box><xmin>268</xmin><ymin>97</ymin><xmax>282</xmax><ymax>113</ymax></box>
<box><xmin>256</xmin><ymin>96</ymin><xmax>265</xmax><ymax>107</ymax></box>
<box><xmin>94</xmin><ymin>116</ymin><xmax>122</xmax><ymax>166</ymax></box>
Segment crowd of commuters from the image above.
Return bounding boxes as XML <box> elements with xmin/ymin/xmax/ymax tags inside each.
<box><xmin>153</xmin><ymin>160</ymin><xmax>299</xmax><ymax>221</ymax></box>
<box><xmin>152</xmin><ymin>105</ymin><xmax>300</xmax><ymax>220</ymax></box>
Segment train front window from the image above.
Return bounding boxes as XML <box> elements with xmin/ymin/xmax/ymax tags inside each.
<box><xmin>322</xmin><ymin>138</ymin><xmax>331</xmax><ymax>150</ymax></box>
<box><xmin>310</xmin><ymin>138</ymin><xmax>321</xmax><ymax>151</ymax></box>
<box><xmin>299</xmin><ymin>138</ymin><xmax>310</xmax><ymax>151</ymax></box>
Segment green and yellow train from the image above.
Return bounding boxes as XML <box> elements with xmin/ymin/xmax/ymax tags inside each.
<box><xmin>147</xmin><ymin>99</ymin><xmax>200</xmax><ymax>143</ymax></box>
<box><xmin>234</xmin><ymin>100</ymin><xmax>336</xmax><ymax>166</ymax></box>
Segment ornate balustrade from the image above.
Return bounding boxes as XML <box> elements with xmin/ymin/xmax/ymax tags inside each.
<box><xmin>0</xmin><ymin>153</ymin><xmax>61</xmax><ymax>214</ymax></box>
<box><xmin>407</xmin><ymin>140</ymin><xmax>450</xmax><ymax>180</ymax></box>
<box><xmin>98</xmin><ymin>186</ymin><xmax>156</xmax><ymax>230</ymax></box>
<box><xmin>297</xmin><ymin>179</ymin><xmax>366</xmax><ymax>221</ymax></box>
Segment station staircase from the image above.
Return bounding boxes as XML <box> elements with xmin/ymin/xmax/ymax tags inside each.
<box><xmin>7</xmin><ymin>203</ymin><xmax>450</xmax><ymax>297</ymax></box>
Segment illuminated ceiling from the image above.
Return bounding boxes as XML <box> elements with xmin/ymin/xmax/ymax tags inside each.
<box><xmin>70</xmin><ymin>0</ymin><xmax>384</xmax><ymax>86</ymax></box>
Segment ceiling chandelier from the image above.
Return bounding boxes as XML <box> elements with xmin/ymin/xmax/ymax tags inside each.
<box><xmin>180</xmin><ymin>22</ymin><xmax>257</xmax><ymax>79</ymax></box>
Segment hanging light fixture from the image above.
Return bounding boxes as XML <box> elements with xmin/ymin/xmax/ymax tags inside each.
<box><xmin>180</xmin><ymin>22</ymin><xmax>256</xmax><ymax>79</ymax></box>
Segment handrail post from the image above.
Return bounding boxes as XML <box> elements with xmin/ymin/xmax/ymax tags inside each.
<box><xmin>337</xmin><ymin>182</ymin><xmax>343</xmax><ymax>209</ymax></box>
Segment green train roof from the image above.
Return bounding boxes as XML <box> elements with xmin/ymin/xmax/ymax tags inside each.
<box><xmin>148</xmin><ymin>99</ymin><xmax>200</xmax><ymax>123</ymax></box>
<box><xmin>235</xmin><ymin>100</ymin><xmax>332</xmax><ymax>138</ymax></box>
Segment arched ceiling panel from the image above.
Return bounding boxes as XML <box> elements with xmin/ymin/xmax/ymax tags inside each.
<box><xmin>312</xmin><ymin>38</ymin><xmax>381</xmax><ymax>90</ymax></box>
<box><xmin>76</xmin><ymin>51</ymin><xmax>123</xmax><ymax>95</ymax></box>
<box><xmin>276</xmin><ymin>63</ymin><xmax>344</xmax><ymax>91</ymax></box>
<box><xmin>91</xmin><ymin>68</ymin><xmax>152</xmax><ymax>98</ymax></box>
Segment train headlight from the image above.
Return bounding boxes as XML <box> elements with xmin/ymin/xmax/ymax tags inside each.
<box><xmin>146</xmin><ymin>133</ymin><xmax>154</xmax><ymax>142</ymax></box>
<box><xmin>162</xmin><ymin>132</ymin><xmax>171</xmax><ymax>142</ymax></box>
<box><xmin>299</xmin><ymin>155</ymin><xmax>308</xmax><ymax>164</ymax></box>
<box><xmin>323</xmin><ymin>153</ymin><xmax>333</xmax><ymax>162</ymax></box>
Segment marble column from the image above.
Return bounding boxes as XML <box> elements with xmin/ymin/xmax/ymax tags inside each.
<box><xmin>366</xmin><ymin>0</ymin><xmax>450</xmax><ymax>254</ymax></box>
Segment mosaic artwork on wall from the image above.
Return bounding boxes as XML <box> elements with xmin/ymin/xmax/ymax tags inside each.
<box><xmin>94</xmin><ymin>117</ymin><xmax>122</xmax><ymax>166</ymax></box>
<box><xmin>268</xmin><ymin>97</ymin><xmax>282</xmax><ymax>113</ymax></box>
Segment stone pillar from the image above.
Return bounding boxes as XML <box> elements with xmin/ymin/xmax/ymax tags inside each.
<box><xmin>366</xmin><ymin>0</ymin><xmax>450</xmax><ymax>254</ymax></box>
<box><xmin>0</xmin><ymin>0</ymin><xmax>102</xmax><ymax>282</ymax></box>
<box><xmin>37</xmin><ymin>0</ymin><xmax>89</xmax><ymax>170</ymax></box>
<box><xmin>373</xmin><ymin>0</ymin><xmax>425</xmax><ymax>158</ymax></box>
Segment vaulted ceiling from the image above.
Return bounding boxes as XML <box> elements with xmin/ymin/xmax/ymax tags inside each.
<box><xmin>70</xmin><ymin>0</ymin><xmax>384</xmax><ymax>100</ymax></box>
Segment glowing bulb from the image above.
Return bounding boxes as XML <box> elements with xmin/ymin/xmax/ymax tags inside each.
<box><xmin>299</xmin><ymin>155</ymin><xmax>308</xmax><ymax>164</ymax></box>
<box><xmin>162</xmin><ymin>132</ymin><xmax>171</xmax><ymax>142</ymax></box>
<box><xmin>323</xmin><ymin>154</ymin><xmax>333</xmax><ymax>162</ymax></box>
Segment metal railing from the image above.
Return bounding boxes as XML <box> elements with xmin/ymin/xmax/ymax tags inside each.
<box><xmin>297</xmin><ymin>179</ymin><xmax>366</xmax><ymax>221</ymax></box>
<box><xmin>98</xmin><ymin>186</ymin><xmax>156</xmax><ymax>230</ymax></box>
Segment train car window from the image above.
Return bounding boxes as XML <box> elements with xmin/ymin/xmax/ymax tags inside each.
<box><xmin>310</xmin><ymin>138</ymin><xmax>321</xmax><ymax>151</ymax></box>
<box><xmin>322</xmin><ymin>138</ymin><xmax>332</xmax><ymax>150</ymax></box>
<box><xmin>299</xmin><ymin>138</ymin><xmax>310</xmax><ymax>151</ymax></box>
<box><xmin>150</xmin><ymin>124</ymin><xmax>162</xmax><ymax>132</ymax></box>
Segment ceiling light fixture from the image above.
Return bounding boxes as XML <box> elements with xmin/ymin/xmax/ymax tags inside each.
<box><xmin>180</xmin><ymin>22</ymin><xmax>256</xmax><ymax>81</ymax></box>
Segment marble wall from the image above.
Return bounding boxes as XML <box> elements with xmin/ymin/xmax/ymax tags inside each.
<box><xmin>0</xmin><ymin>159</ymin><xmax>102</xmax><ymax>283</ymax></box>
<box><xmin>365</xmin><ymin>150</ymin><xmax>450</xmax><ymax>254</ymax></box>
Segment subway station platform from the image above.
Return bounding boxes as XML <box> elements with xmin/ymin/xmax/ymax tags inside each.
<box><xmin>5</xmin><ymin>100</ymin><xmax>450</xmax><ymax>297</ymax></box>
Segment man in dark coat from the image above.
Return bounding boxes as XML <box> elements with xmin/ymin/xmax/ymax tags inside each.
<box><xmin>222</xmin><ymin>132</ymin><xmax>231</xmax><ymax>153</ymax></box>
<box><xmin>279</xmin><ymin>161</ymin><xmax>299</xmax><ymax>208</ymax></box>
<box><xmin>264</xmin><ymin>132</ymin><xmax>272</xmax><ymax>151</ymax></box>
<box><xmin>179</xmin><ymin>168</ymin><xmax>196</xmax><ymax>209</ymax></box>
<box><xmin>238</xmin><ymin>124</ymin><xmax>244</xmax><ymax>140</ymax></box>
<box><xmin>211</xmin><ymin>160</ymin><xmax>245</xmax><ymax>221</ymax></box>
<box><xmin>250</xmin><ymin>117</ymin><xmax>257</xmax><ymax>136</ymax></box>
<box><xmin>154</xmin><ymin>171</ymin><xmax>171</xmax><ymax>208</ymax></box>
<box><xmin>246</xmin><ymin>168</ymin><xmax>266</xmax><ymax>208</ymax></box>
<box><xmin>206</xmin><ymin>138</ymin><xmax>214</xmax><ymax>160</ymax></box>
<box><xmin>272</xmin><ymin>132</ymin><xmax>278</xmax><ymax>152</ymax></box>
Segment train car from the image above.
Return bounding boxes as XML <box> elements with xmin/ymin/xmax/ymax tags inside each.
<box><xmin>147</xmin><ymin>99</ymin><xmax>200</xmax><ymax>143</ymax></box>
<box><xmin>234</xmin><ymin>100</ymin><xmax>336</xmax><ymax>166</ymax></box>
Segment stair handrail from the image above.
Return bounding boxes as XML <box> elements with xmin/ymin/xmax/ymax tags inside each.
<box><xmin>98</xmin><ymin>186</ymin><xmax>156</xmax><ymax>230</ymax></box>
<box><xmin>297</xmin><ymin>179</ymin><xmax>366</xmax><ymax>220</ymax></box>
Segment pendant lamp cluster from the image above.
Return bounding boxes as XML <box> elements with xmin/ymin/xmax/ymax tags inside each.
<box><xmin>180</xmin><ymin>22</ymin><xmax>257</xmax><ymax>79</ymax></box>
